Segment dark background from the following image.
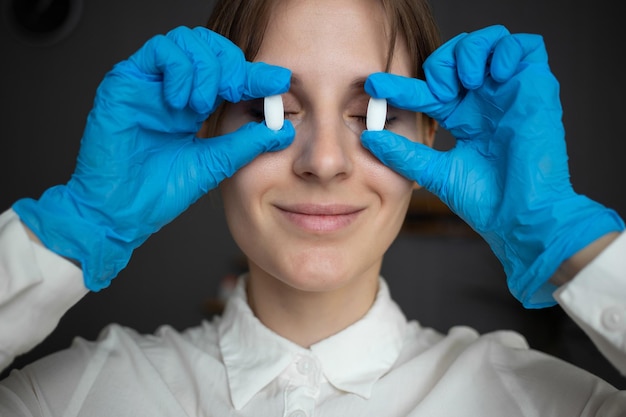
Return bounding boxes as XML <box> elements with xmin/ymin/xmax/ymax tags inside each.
<box><xmin>1</xmin><ymin>0</ymin><xmax>625</xmax><ymax>388</ymax></box>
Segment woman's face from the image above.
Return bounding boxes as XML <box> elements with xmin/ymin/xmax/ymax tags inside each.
<box><xmin>219</xmin><ymin>0</ymin><xmax>434</xmax><ymax>293</ymax></box>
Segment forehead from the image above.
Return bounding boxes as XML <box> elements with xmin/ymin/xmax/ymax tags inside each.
<box><xmin>255</xmin><ymin>0</ymin><xmax>412</xmax><ymax>79</ymax></box>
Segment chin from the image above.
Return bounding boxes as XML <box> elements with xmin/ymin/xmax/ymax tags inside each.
<box><xmin>283</xmin><ymin>267</ymin><xmax>354</xmax><ymax>293</ymax></box>
<box><xmin>268</xmin><ymin>249</ymin><xmax>381</xmax><ymax>294</ymax></box>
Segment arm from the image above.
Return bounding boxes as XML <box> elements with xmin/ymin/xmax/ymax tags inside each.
<box><xmin>551</xmin><ymin>232</ymin><xmax>620</xmax><ymax>286</ymax></box>
<box><xmin>0</xmin><ymin>209</ymin><xmax>86</xmax><ymax>371</ymax></box>
<box><xmin>13</xmin><ymin>26</ymin><xmax>294</xmax><ymax>293</ymax></box>
<box><xmin>554</xmin><ymin>231</ymin><xmax>626</xmax><ymax>374</ymax></box>
<box><xmin>362</xmin><ymin>25</ymin><xmax>624</xmax><ymax>308</ymax></box>
<box><xmin>361</xmin><ymin>26</ymin><xmax>626</xmax><ymax>371</ymax></box>
<box><xmin>1</xmin><ymin>26</ymin><xmax>295</xmax><ymax>372</ymax></box>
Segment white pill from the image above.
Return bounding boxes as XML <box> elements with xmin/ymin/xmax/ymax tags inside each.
<box><xmin>264</xmin><ymin>95</ymin><xmax>284</xmax><ymax>131</ymax></box>
<box><xmin>366</xmin><ymin>97</ymin><xmax>387</xmax><ymax>131</ymax></box>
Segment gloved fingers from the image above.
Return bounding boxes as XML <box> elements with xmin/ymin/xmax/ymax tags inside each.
<box><xmin>368</xmin><ymin>29</ymin><xmax>513</xmax><ymax>129</ymax></box>
<box><xmin>128</xmin><ymin>26</ymin><xmax>290</xmax><ymax>116</ymax></box>
<box><xmin>364</xmin><ymin>73</ymin><xmax>444</xmax><ymax>115</ymax></box>
<box><xmin>194</xmin><ymin>120</ymin><xmax>296</xmax><ymax>187</ymax></box>
<box><xmin>239</xmin><ymin>61</ymin><xmax>292</xmax><ymax>101</ymax></box>
<box><xmin>191</xmin><ymin>27</ymin><xmax>292</xmax><ymax>104</ymax></box>
<box><xmin>421</xmin><ymin>32</ymin><xmax>467</xmax><ymax>102</ymax></box>
<box><xmin>165</xmin><ymin>26</ymin><xmax>232</xmax><ymax>115</ymax></box>
<box><xmin>360</xmin><ymin>129</ymin><xmax>444</xmax><ymax>192</ymax></box>
<box><xmin>453</xmin><ymin>25</ymin><xmax>511</xmax><ymax>90</ymax></box>
<box><xmin>490</xmin><ymin>33</ymin><xmax>548</xmax><ymax>82</ymax></box>
<box><xmin>128</xmin><ymin>31</ymin><xmax>196</xmax><ymax>111</ymax></box>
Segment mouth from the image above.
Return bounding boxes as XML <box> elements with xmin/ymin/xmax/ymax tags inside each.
<box><xmin>275</xmin><ymin>204</ymin><xmax>365</xmax><ymax>233</ymax></box>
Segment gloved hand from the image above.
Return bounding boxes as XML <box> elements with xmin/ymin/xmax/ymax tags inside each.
<box><xmin>362</xmin><ymin>25</ymin><xmax>624</xmax><ymax>308</ymax></box>
<box><xmin>13</xmin><ymin>26</ymin><xmax>295</xmax><ymax>291</ymax></box>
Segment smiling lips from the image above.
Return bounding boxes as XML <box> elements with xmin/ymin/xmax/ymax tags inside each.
<box><xmin>276</xmin><ymin>204</ymin><xmax>365</xmax><ymax>233</ymax></box>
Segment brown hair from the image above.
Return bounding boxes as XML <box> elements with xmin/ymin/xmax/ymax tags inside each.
<box><xmin>207</xmin><ymin>0</ymin><xmax>441</xmax><ymax>79</ymax></box>
<box><xmin>201</xmin><ymin>0</ymin><xmax>441</xmax><ymax>136</ymax></box>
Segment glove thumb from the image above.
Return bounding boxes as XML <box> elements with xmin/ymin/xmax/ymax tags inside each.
<box><xmin>194</xmin><ymin>121</ymin><xmax>296</xmax><ymax>190</ymax></box>
<box><xmin>361</xmin><ymin>130</ymin><xmax>444</xmax><ymax>192</ymax></box>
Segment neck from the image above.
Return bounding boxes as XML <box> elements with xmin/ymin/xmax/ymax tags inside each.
<box><xmin>246</xmin><ymin>265</ymin><xmax>380</xmax><ymax>348</ymax></box>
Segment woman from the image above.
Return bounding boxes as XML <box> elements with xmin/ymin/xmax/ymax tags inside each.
<box><xmin>1</xmin><ymin>0</ymin><xmax>624</xmax><ymax>415</ymax></box>
<box><xmin>203</xmin><ymin>0</ymin><xmax>439</xmax><ymax>349</ymax></box>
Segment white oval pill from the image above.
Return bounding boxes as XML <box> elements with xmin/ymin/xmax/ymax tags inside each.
<box><xmin>264</xmin><ymin>95</ymin><xmax>284</xmax><ymax>131</ymax></box>
<box><xmin>366</xmin><ymin>97</ymin><xmax>387</xmax><ymax>131</ymax></box>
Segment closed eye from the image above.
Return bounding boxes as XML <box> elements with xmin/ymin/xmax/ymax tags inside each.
<box><xmin>354</xmin><ymin>115</ymin><xmax>397</xmax><ymax>129</ymax></box>
<box><xmin>248</xmin><ymin>106</ymin><xmax>264</xmax><ymax>122</ymax></box>
<box><xmin>247</xmin><ymin>103</ymin><xmax>299</xmax><ymax>122</ymax></box>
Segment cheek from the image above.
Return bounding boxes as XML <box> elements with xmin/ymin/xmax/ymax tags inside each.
<box><xmin>219</xmin><ymin>169</ymin><xmax>261</xmax><ymax>259</ymax></box>
<box><xmin>219</xmin><ymin>151</ymin><xmax>286</xmax><ymax>218</ymax></box>
<box><xmin>358</xmin><ymin>149</ymin><xmax>415</xmax><ymax>202</ymax></box>
<box><xmin>219</xmin><ymin>176</ymin><xmax>247</xmax><ymax>237</ymax></box>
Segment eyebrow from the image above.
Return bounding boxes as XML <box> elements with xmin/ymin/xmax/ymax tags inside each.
<box><xmin>348</xmin><ymin>77</ymin><xmax>367</xmax><ymax>92</ymax></box>
<box><xmin>290</xmin><ymin>74</ymin><xmax>368</xmax><ymax>94</ymax></box>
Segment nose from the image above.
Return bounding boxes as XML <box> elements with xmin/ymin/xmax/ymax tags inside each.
<box><xmin>292</xmin><ymin>116</ymin><xmax>355</xmax><ymax>184</ymax></box>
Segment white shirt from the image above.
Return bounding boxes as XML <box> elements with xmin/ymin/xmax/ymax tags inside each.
<box><xmin>0</xmin><ymin>209</ymin><xmax>625</xmax><ymax>416</ymax></box>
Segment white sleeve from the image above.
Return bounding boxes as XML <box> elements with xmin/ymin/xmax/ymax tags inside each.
<box><xmin>555</xmin><ymin>231</ymin><xmax>626</xmax><ymax>375</ymax></box>
<box><xmin>0</xmin><ymin>208</ymin><xmax>88</xmax><ymax>371</ymax></box>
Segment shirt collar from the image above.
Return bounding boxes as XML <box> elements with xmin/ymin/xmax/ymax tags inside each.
<box><xmin>218</xmin><ymin>276</ymin><xmax>408</xmax><ymax>410</ymax></box>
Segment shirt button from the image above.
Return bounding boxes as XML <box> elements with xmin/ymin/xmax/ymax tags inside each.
<box><xmin>601</xmin><ymin>306</ymin><xmax>626</xmax><ymax>331</ymax></box>
<box><xmin>296</xmin><ymin>357</ymin><xmax>314</xmax><ymax>375</ymax></box>
<box><xmin>289</xmin><ymin>411</ymin><xmax>307</xmax><ymax>417</ymax></box>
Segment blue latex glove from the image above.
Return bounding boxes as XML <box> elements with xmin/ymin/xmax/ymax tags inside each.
<box><xmin>362</xmin><ymin>25</ymin><xmax>624</xmax><ymax>308</ymax></box>
<box><xmin>13</xmin><ymin>26</ymin><xmax>295</xmax><ymax>291</ymax></box>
